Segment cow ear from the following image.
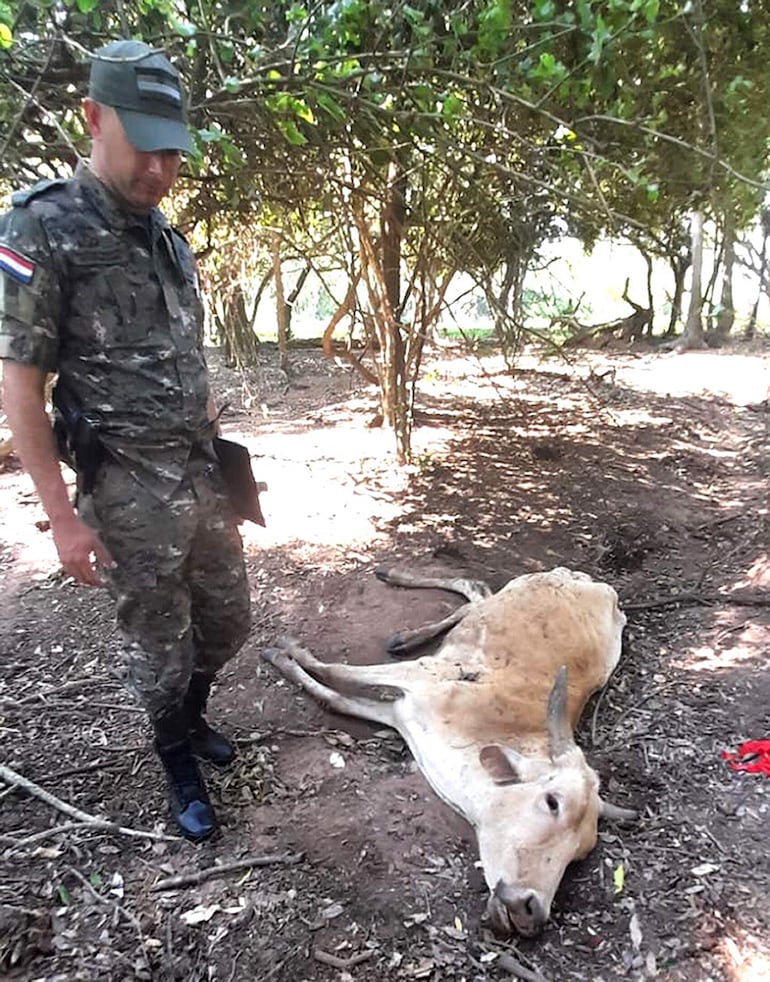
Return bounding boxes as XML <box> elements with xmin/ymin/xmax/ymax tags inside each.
<box><xmin>479</xmin><ymin>745</ymin><xmax>523</xmax><ymax>785</ymax></box>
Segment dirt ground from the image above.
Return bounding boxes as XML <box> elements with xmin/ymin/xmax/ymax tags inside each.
<box><xmin>0</xmin><ymin>340</ymin><xmax>768</xmax><ymax>982</ymax></box>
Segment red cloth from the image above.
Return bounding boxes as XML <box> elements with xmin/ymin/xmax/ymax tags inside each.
<box><xmin>721</xmin><ymin>740</ymin><xmax>770</xmax><ymax>776</ymax></box>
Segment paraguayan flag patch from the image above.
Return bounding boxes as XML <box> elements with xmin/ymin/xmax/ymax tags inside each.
<box><xmin>0</xmin><ymin>245</ymin><xmax>35</xmax><ymax>284</ymax></box>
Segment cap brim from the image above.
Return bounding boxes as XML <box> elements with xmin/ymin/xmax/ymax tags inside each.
<box><xmin>116</xmin><ymin>108</ymin><xmax>194</xmax><ymax>155</ymax></box>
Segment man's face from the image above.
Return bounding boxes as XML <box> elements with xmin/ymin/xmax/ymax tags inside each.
<box><xmin>85</xmin><ymin>100</ymin><xmax>182</xmax><ymax>212</ymax></box>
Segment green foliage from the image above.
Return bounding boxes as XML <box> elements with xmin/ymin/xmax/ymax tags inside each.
<box><xmin>0</xmin><ymin>0</ymin><xmax>11</xmax><ymax>47</ymax></box>
<box><xmin>476</xmin><ymin>0</ymin><xmax>513</xmax><ymax>59</ymax></box>
<box><xmin>0</xmin><ymin>0</ymin><xmax>768</xmax><ymax>363</ymax></box>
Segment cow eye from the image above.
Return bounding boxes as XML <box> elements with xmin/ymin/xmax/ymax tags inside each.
<box><xmin>545</xmin><ymin>793</ymin><xmax>560</xmax><ymax>815</ymax></box>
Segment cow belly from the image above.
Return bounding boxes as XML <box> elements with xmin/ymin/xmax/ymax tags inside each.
<box><xmin>435</xmin><ymin>584</ymin><xmax>624</xmax><ymax>736</ymax></box>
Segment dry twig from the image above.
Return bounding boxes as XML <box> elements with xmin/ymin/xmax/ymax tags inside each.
<box><xmin>623</xmin><ymin>590</ymin><xmax>769</xmax><ymax>612</ymax></box>
<box><xmin>4</xmin><ymin>677</ymin><xmax>115</xmax><ymax>707</ymax></box>
<box><xmin>0</xmin><ymin>763</ymin><xmax>175</xmax><ymax>845</ymax></box>
<box><xmin>590</xmin><ymin>679</ymin><xmax>612</xmax><ymax>747</ymax></box>
<box><xmin>0</xmin><ymin>821</ymin><xmax>89</xmax><ymax>848</ymax></box>
<box><xmin>497</xmin><ymin>951</ymin><xmax>550</xmax><ymax>981</ymax></box>
<box><xmin>312</xmin><ymin>948</ymin><xmax>375</xmax><ymax>969</ymax></box>
<box><xmin>150</xmin><ymin>852</ymin><xmax>304</xmax><ymax>891</ymax></box>
<box><xmin>692</xmin><ymin>508</ymin><xmax>750</xmax><ymax>532</ymax></box>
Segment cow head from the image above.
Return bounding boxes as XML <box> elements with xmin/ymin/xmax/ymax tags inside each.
<box><xmin>476</xmin><ymin>667</ymin><xmax>632</xmax><ymax>937</ymax></box>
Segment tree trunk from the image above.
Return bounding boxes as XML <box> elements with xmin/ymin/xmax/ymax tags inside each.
<box><xmin>382</xmin><ymin>160</ymin><xmax>407</xmax><ymax>318</ymax></box>
<box><xmin>714</xmin><ymin>212</ymin><xmax>735</xmax><ymax>340</ymax></box>
<box><xmin>644</xmin><ymin>252</ymin><xmax>655</xmax><ymax>335</ymax></box>
<box><xmin>667</xmin><ymin>251</ymin><xmax>689</xmax><ymax>336</ymax></box>
<box><xmin>493</xmin><ymin>253</ymin><xmax>527</xmax><ymax>369</ymax></box>
<box><xmin>272</xmin><ymin>229</ymin><xmax>289</xmax><ymax>375</ymax></box>
<box><xmin>380</xmin><ymin>161</ymin><xmax>410</xmax><ymax>462</ymax></box>
<box><xmin>679</xmin><ymin>210</ymin><xmax>706</xmax><ymax>350</ymax></box>
<box><xmin>215</xmin><ymin>283</ymin><xmax>260</xmax><ymax>369</ymax></box>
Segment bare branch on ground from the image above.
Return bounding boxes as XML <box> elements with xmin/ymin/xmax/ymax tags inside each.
<box><xmin>623</xmin><ymin>591</ymin><xmax>769</xmax><ymax>612</ymax></box>
<box><xmin>312</xmin><ymin>948</ymin><xmax>375</xmax><ymax>969</ymax></box>
<box><xmin>0</xmin><ymin>763</ymin><xmax>175</xmax><ymax>846</ymax></box>
<box><xmin>150</xmin><ymin>852</ymin><xmax>305</xmax><ymax>891</ymax></box>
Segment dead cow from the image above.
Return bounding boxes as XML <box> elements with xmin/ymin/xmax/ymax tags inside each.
<box><xmin>262</xmin><ymin>566</ymin><xmax>636</xmax><ymax>937</ymax></box>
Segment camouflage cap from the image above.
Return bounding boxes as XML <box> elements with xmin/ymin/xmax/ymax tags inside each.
<box><xmin>89</xmin><ymin>39</ymin><xmax>193</xmax><ymax>155</ymax></box>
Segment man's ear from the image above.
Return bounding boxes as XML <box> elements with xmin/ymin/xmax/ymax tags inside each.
<box><xmin>82</xmin><ymin>98</ymin><xmax>102</xmax><ymax>139</ymax></box>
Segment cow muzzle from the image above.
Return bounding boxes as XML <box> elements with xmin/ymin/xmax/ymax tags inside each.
<box><xmin>486</xmin><ymin>881</ymin><xmax>547</xmax><ymax>938</ymax></box>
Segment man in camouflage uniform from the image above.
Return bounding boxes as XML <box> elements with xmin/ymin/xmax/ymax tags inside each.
<box><xmin>0</xmin><ymin>40</ymin><xmax>251</xmax><ymax>841</ymax></box>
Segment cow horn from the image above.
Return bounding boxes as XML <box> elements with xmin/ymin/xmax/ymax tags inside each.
<box><xmin>546</xmin><ymin>665</ymin><xmax>573</xmax><ymax>760</ymax></box>
<box><xmin>599</xmin><ymin>799</ymin><xmax>638</xmax><ymax>822</ymax></box>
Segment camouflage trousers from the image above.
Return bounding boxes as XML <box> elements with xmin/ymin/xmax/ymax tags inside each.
<box><xmin>82</xmin><ymin>455</ymin><xmax>251</xmax><ymax>722</ymax></box>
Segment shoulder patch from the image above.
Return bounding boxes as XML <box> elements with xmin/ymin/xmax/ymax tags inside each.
<box><xmin>0</xmin><ymin>245</ymin><xmax>35</xmax><ymax>284</ymax></box>
<box><xmin>11</xmin><ymin>178</ymin><xmax>70</xmax><ymax>208</ymax></box>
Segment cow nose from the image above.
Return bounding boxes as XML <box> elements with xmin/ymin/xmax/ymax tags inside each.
<box><xmin>496</xmin><ymin>887</ymin><xmax>546</xmax><ymax>936</ymax></box>
<box><xmin>488</xmin><ymin>882</ymin><xmax>548</xmax><ymax>937</ymax></box>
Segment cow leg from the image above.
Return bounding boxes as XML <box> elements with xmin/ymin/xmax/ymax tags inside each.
<box><xmin>385</xmin><ymin>603</ymin><xmax>472</xmax><ymax>656</ymax></box>
<box><xmin>375</xmin><ymin>568</ymin><xmax>492</xmax><ymax>657</ymax></box>
<box><xmin>262</xmin><ymin>639</ymin><xmax>401</xmax><ymax>728</ymax></box>
<box><xmin>375</xmin><ymin>567</ymin><xmax>493</xmax><ymax>603</ymax></box>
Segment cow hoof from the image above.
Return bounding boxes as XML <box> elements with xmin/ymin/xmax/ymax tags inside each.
<box><xmin>261</xmin><ymin>647</ymin><xmax>284</xmax><ymax>666</ymax></box>
<box><xmin>385</xmin><ymin>632</ymin><xmax>410</xmax><ymax>657</ymax></box>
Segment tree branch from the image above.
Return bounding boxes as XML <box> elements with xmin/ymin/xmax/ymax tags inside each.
<box><xmin>0</xmin><ymin>763</ymin><xmax>176</xmax><ymax>845</ymax></box>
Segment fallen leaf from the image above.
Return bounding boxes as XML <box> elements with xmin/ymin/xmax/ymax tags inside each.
<box><xmin>613</xmin><ymin>863</ymin><xmax>625</xmax><ymax>894</ymax></box>
<box><xmin>320</xmin><ymin>902</ymin><xmax>344</xmax><ymax>920</ymax></box>
<box><xmin>180</xmin><ymin>904</ymin><xmax>222</xmax><ymax>925</ymax></box>
<box><xmin>691</xmin><ymin>862</ymin><xmax>720</xmax><ymax>877</ymax></box>
<box><xmin>411</xmin><ymin>958</ymin><xmax>435</xmax><ymax>979</ymax></box>
<box><xmin>404</xmin><ymin>912</ymin><xmax>429</xmax><ymax>926</ymax></box>
<box><xmin>629</xmin><ymin>912</ymin><xmax>642</xmax><ymax>951</ymax></box>
<box><xmin>222</xmin><ymin>898</ymin><xmax>247</xmax><ymax>915</ymax></box>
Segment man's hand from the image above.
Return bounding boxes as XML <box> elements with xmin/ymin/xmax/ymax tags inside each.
<box><xmin>3</xmin><ymin>362</ymin><xmax>114</xmax><ymax>586</ymax></box>
<box><xmin>51</xmin><ymin>513</ymin><xmax>114</xmax><ymax>586</ymax></box>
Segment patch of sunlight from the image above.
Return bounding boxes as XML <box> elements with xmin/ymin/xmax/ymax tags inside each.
<box><xmin>696</xmin><ymin>445</ymin><xmax>743</xmax><ymax>460</ymax></box>
<box><xmin>601</xmin><ymin>351</ymin><xmax>770</xmax><ymax>406</ymax></box>
<box><xmin>736</xmin><ymin>552</ymin><xmax>770</xmax><ymax>590</ymax></box>
<box><xmin>720</xmin><ymin>929</ymin><xmax>770</xmax><ymax>981</ymax></box>
<box><xmin>605</xmin><ymin>408</ymin><xmax>674</xmax><ymax>428</ymax></box>
<box><xmin>5</xmin><ymin>522</ymin><xmax>60</xmax><ymax>577</ymax></box>
<box><xmin>516</xmin><ymin>509</ymin><xmax>565</xmax><ymax>529</ymax></box>
<box><xmin>234</xmin><ymin>423</ymin><xmax>455</xmax><ymax>555</ymax></box>
<box><xmin>0</xmin><ymin>472</ymin><xmax>62</xmax><ymax>578</ymax></box>
<box><xmin>677</xmin><ymin>625</ymin><xmax>765</xmax><ymax>672</ymax></box>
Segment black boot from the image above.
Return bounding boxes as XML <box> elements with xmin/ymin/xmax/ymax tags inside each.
<box><xmin>184</xmin><ymin>673</ymin><xmax>236</xmax><ymax>766</ymax></box>
<box><xmin>154</xmin><ymin>710</ymin><xmax>217</xmax><ymax>841</ymax></box>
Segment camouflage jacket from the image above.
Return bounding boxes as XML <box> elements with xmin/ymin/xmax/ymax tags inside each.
<box><xmin>0</xmin><ymin>162</ymin><xmax>211</xmax><ymax>499</ymax></box>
